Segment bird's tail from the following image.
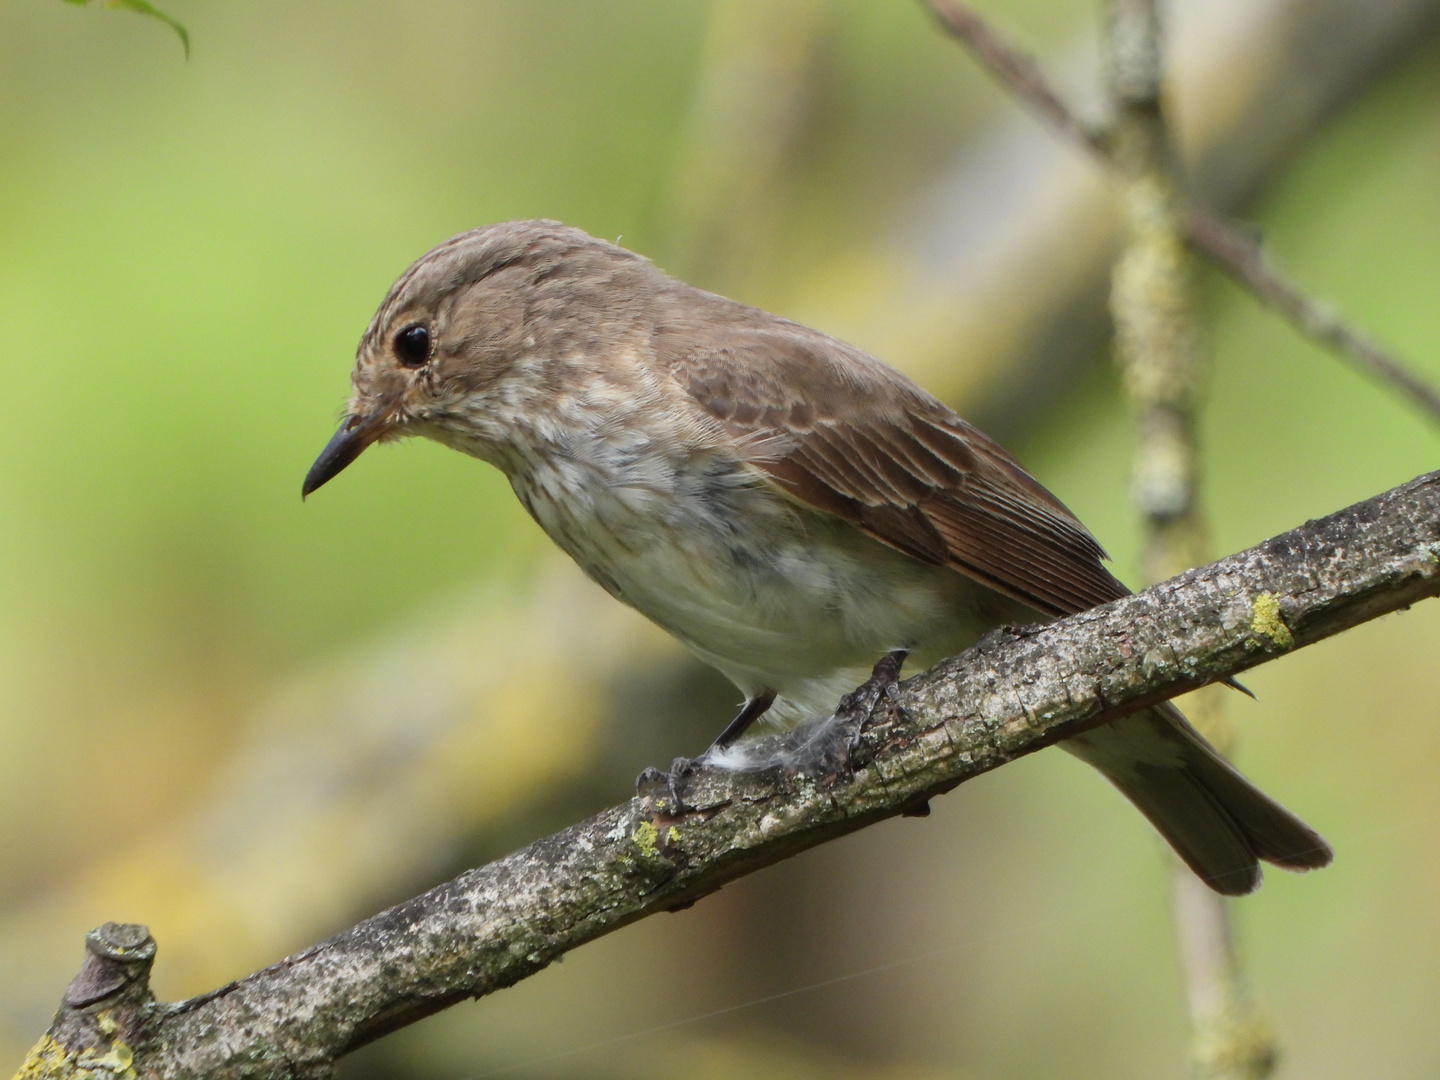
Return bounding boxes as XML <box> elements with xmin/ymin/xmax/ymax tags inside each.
<box><xmin>1061</xmin><ymin>703</ymin><xmax>1332</xmax><ymax>895</ymax></box>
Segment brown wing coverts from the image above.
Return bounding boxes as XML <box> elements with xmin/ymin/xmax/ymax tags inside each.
<box><xmin>662</xmin><ymin>318</ymin><xmax>1128</xmax><ymax>618</ymax></box>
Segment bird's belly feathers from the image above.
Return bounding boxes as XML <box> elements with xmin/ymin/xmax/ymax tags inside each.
<box><xmin>510</xmin><ymin>452</ymin><xmax>1009</xmax><ymax>721</ymax></box>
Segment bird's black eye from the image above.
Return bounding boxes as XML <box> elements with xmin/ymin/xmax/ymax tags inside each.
<box><xmin>394</xmin><ymin>323</ymin><xmax>431</xmax><ymax>368</ymax></box>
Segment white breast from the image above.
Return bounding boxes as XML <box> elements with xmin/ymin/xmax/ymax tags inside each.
<box><xmin>509</xmin><ymin>441</ymin><xmax>998</xmax><ymax>723</ymax></box>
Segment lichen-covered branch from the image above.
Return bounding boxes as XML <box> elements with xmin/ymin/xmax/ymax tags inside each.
<box><xmin>921</xmin><ymin>0</ymin><xmax>1440</xmax><ymax>429</ymax></box>
<box><xmin>11</xmin><ymin>471</ymin><xmax>1440</xmax><ymax>1080</ymax></box>
<box><xmin>1102</xmin><ymin>1</ymin><xmax>1269</xmax><ymax>1074</ymax></box>
<box><xmin>1103</xmin><ymin>0</ymin><xmax>1207</xmax><ymax>579</ymax></box>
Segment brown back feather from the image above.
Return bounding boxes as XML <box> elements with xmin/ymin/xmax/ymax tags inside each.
<box><xmin>657</xmin><ymin>310</ymin><xmax>1128</xmax><ymax>618</ymax></box>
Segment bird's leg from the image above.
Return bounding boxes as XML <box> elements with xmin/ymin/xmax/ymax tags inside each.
<box><xmin>635</xmin><ymin>692</ymin><xmax>777</xmax><ymax>809</ymax></box>
<box><xmin>797</xmin><ymin>650</ymin><xmax>908</xmax><ymax>778</ymax></box>
<box><xmin>835</xmin><ymin>649</ymin><xmax>908</xmax><ymax>756</ymax></box>
<box><xmin>710</xmin><ymin>690</ymin><xmax>777</xmax><ymax>751</ymax></box>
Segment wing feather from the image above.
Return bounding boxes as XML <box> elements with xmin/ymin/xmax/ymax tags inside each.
<box><xmin>661</xmin><ymin>317</ymin><xmax>1127</xmax><ymax>617</ymax></box>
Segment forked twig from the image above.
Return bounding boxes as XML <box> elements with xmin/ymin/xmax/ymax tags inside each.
<box><xmin>923</xmin><ymin>0</ymin><xmax>1440</xmax><ymax>428</ymax></box>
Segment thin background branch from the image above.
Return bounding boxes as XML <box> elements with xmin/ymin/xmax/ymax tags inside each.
<box><xmin>1102</xmin><ymin>0</ymin><xmax>1273</xmax><ymax>1074</ymax></box>
<box><xmin>922</xmin><ymin>0</ymin><xmax>1440</xmax><ymax>428</ymax></box>
<box><xmin>1185</xmin><ymin>208</ymin><xmax>1440</xmax><ymax>420</ymax></box>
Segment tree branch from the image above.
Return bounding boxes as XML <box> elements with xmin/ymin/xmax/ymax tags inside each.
<box><xmin>921</xmin><ymin>0</ymin><xmax>1440</xmax><ymax>428</ymax></box>
<box><xmin>1102</xmin><ymin>0</ymin><xmax>1273</xmax><ymax>1073</ymax></box>
<box><xmin>1104</xmin><ymin>0</ymin><xmax>1207</xmax><ymax>577</ymax></box>
<box><xmin>1185</xmin><ymin>209</ymin><xmax>1440</xmax><ymax>422</ymax></box>
<box><xmin>11</xmin><ymin>471</ymin><xmax>1440</xmax><ymax>1080</ymax></box>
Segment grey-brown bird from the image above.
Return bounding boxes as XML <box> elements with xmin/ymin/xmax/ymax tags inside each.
<box><xmin>303</xmin><ymin>219</ymin><xmax>1331</xmax><ymax>895</ymax></box>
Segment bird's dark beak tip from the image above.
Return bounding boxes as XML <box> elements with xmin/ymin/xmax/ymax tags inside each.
<box><xmin>303</xmin><ymin>419</ymin><xmax>373</xmax><ymax>500</ymax></box>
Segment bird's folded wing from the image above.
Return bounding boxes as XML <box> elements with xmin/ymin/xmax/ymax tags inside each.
<box><xmin>665</xmin><ymin>324</ymin><xmax>1129</xmax><ymax>618</ymax></box>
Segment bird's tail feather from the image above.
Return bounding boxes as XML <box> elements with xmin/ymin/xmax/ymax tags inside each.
<box><xmin>1061</xmin><ymin>703</ymin><xmax>1332</xmax><ymax>896</ymax></box>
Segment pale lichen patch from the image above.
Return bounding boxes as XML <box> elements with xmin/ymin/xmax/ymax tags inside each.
<box><xmin>10</xmin><ymin>1032</ymin><xmax>139</xmax><ymax>1080</ymax></box>
<box><xmin>1250</xmin><ymin>592</ymin><xmax>1294</xmax><ymax>649</ymax></box>
<box><xmin>631</xmin><ymin>821</ymin><xmax>660</xmax><ymax>859</ymax></box>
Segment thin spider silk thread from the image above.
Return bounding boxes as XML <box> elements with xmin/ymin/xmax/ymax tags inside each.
<box><xmin>456</xmin><ymin>897</ymin><xmax>1110</xmax><ymax>1079</ymax></box>
<box><xmin>450</xmin><ymin>807</ymin><xmax>1411</xmax><ymax>1079</ymax></box>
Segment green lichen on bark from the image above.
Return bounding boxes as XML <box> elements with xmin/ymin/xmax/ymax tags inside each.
<box><xmin>632</xmin><ymin>820</ymin><xmax>660</xmax><ymax>858</ymax></box>
<box><xmin>12</xmin><ymin>1024</ymin><xmax>141</xmax><ymax>1080</ymax></box>
<box><xmin>1249</xmin><ymin>592</ymin><xmax>1294</xmax><ymax>650</ymax></box>
<box><xmin>12</xmin><ymin>1038</ymin><xmax>71</xmax><ymax>1080</ymax></box>
<box><xmin>1190</xmin><ymin>1004</ymin><xmax>1279</xmax><ymax>1080</ymax></box>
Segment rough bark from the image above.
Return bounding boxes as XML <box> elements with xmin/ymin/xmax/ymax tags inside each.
<box><xmin>15</xmin><ymin>471</ymin><xmax>1440</xmax><ymax>1080</ymax></box>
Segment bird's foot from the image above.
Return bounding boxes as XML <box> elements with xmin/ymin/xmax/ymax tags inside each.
<box><xmin>635</xmin><ymin>756</ymin><xmax>699</xmax><ymax>812</ymax></box>
<box><xmin>634</xmin><ymin>694</ymin><xmax>778</xmax><ymax>810</ymax></box>
<box><xmin>791</xmin><ymin>650</ymin><xmax>908</xmax><ymax>779</ymax></box>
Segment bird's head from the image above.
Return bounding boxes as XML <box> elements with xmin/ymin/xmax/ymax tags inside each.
<box><xmin>302</xmin><ymin>219</ymin><xmax>647</xmax><ymax>497</ymax></box>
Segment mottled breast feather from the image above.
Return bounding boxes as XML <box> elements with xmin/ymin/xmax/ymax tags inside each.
<box><xmin>656</xmin><ymin>308</ymin><xmax>1129</xmax><ymax>618</ymax></box>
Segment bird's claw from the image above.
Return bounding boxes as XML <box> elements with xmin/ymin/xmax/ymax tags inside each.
<box><xmin>635</xmin><ymin>756</ymin><xmax>698</xmax><ymax>812</ymax></box>
<box><xmin>793</xmin><ymin>650</ymin><xmax>907</xmax><ymax>779</ymax></box>
<box><xmin>836</xmin><ymin>649</ymin><xmax>907</xmax><ymax>757</ymax></box>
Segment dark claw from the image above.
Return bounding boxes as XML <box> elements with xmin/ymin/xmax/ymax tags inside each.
<box><xmin>791</xmin><ymin>650</ymin><xmax>908</xmax><ymax>779</ymax></box>
<box><xmin>636</xmin><ymin>694</ymin><xmax>777</xmax><ymax>810</ymax></box>
<box><xmin>838</xmin><ymin>649</ymin><xmax>907</xmax><ymax>749</ymax></box>
<box><xmin>635</xmin><ymin>756</ymin><xmax>698</xmax><ymax>812</ymax></box>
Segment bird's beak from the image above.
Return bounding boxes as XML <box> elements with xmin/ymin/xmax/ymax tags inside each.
<box><xmin>302</xmin><ymin>413</ymin><xmax>388</xmax><ymax>498</ymax></box>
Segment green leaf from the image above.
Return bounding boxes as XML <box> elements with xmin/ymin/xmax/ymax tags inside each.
<box><xmin>60</xmin><ymin>0</ymin><xmax>190</xmax><ymax>57</ymax></box>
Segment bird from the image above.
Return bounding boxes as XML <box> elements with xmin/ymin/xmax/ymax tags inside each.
<box><xmin>302</xmin><ymin>219</ymin><xmax>1331</xmax><ymax>895</ymax></box>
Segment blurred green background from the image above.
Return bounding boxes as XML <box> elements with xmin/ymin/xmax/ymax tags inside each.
<box><xmin>0</xmin><ymin>1</ymin><xmax>1438</xmax><ymax>1077</ymax></box>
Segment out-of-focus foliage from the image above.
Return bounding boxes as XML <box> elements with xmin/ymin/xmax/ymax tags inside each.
<box><xmin>1</xmin><ymin>2</ymin><xmax>1438</xmax><ymax>1079</ymax></box>
<box><xmin>57</xmin><ymin>0</ymin><xmax>188</xmax><ymax>56</ymax></box>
